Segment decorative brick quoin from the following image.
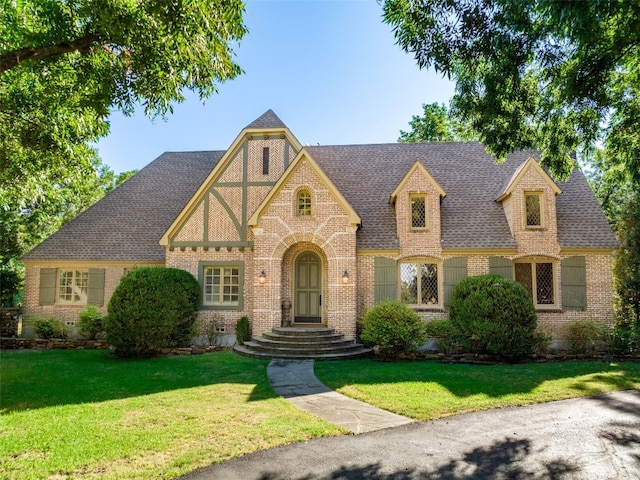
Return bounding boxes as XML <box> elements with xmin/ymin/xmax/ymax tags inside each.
<box><xmin>21</xmin><ymin>110</ymin><xmax>617</xmax><ymax>341</ymax></box>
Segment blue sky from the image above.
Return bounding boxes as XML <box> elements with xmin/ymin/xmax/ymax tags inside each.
<box><xmin>97</xmin><ymin>0</ymin><xmax>454</xmax><ymax>174</ymax></box>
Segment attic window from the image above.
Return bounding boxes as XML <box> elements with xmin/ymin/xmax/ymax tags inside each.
<box><xmin>297</xmin><ymin>190</ymin><xmax>312</xmax><ymax>216</ymax></box>
<box><xmin>525</xmin><ymin>192</ymin><xmax>542</xmax><ymax>227</ymax></box>
<box><xmin>262</xmin><ymin>147</ymin><xmax>269</xmax><ymax>175</ymax></box>
<box><xmin>410</xmin><ymin>194</ymin><xmax>427</xmax><ymax>229</ymax></box>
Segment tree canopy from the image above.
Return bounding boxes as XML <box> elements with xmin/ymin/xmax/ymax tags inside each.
<box><xmin>399</xmin><ymin>102</ymin><xmax>474</xmax><ymax>142</ymax></box>
<box><xmin>383</xmin><ymin>0</ymin><xmax>640</xmax><ymax>182</ymax></box>
<box><xmin>1</xmin><ymin>0</ymin><xmax>246</xmax><ymax>211</ymax></box>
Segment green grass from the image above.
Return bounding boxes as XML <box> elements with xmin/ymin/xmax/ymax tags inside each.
<box><xmin>0</xmin><ymin>349</ymin><xmax>344</xmax><ymax>480</ymax></box>
<box><xmin>3</xmin><ymin>351</ymin><xmax>638</xmax><ymax>480</ymax></box>
<box><xmin>315</xmin><ymin>359</ymin><xmax>640</xmax><ymax>420</ymax></box>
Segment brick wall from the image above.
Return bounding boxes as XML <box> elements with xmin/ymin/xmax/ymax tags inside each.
<box><xmin>21</xmin><ymin>261</ymin><xmax>162</xmax><ymax>337</ymax></box>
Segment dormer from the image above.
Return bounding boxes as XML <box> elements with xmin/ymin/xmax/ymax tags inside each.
<box><xmin>496</xmin><ymin>157</ymin><xmax>562</xmax><ymax>255</ymax></box>
<box><xmin>390</xmin><ymin>160</ymin><xmax>446</xmax><ymax>257</ymax></box>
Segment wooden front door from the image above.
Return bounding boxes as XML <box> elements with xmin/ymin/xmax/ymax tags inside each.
<box><xmin>294</xmin><ymin>251</ymin><xmax>322</xmax><ymax>324</ymax></box>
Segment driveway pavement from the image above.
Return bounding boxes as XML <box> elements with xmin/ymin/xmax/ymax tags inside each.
<box><xmin>181</xmin><ymin>388</ymin><xmax>640</xmax><ymax>479</ymax></box>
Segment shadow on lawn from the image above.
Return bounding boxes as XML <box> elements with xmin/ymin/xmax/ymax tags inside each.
<box><xmin>0</xmin><ymin>349</ymin><xmax>274</xmax><ymax>413</ymax></box>
<box><xmin>315</xmin><ymin>359</ymin><xmax>640</xmax><ymax>399</ymax></box>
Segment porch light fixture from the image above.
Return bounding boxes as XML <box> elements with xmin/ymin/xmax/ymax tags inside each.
<box><xmin>342</xmin><ymin>270</ymin><xmax>350</xmax><ymax>284</ymax></box>
<box><xmin>258</xmin><ymin>270</ymin><xmax>267</xmax><ymax>284</ymax></box>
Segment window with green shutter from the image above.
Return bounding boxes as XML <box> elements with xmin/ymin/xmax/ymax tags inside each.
<box><xmin>88</xmin><ymin>268</ymin><xmax>105</xmax><ymax>306</ymax></box>
<box><xmin>39</xmin><ymin>268</ymin><xmax>57</xmax><ymax>305</ymax></box>
<box><xmin>561</xmin><ymin>256</ymin><xmax>587</xmax><ymax>311</ymax></box>
<box><xmin>443</xmin><ymin>257</ymin><xmax>467</xmax><ymax>308</ymax></box>
<box><xmin>374</xmin><ymin>257</ymin><xmax>397</xmax><ymax>303</ymax></box>
<box><xmin>489</xmin><ymin>256</ymin><xmax>514</xmax><ymax>280</ymax></box>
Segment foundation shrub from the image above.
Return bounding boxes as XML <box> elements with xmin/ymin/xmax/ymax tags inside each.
<box><xmin>105</xmin><ymin>267</ymin><xmax>201</xmax><ymax>357</ymax></box>
<box><xmin>449</xmin><ymin>274</ymin><xmax>537</xmax><ymax>361</ymax></box>
<box><xmin>77</xmin><ymin>305</ymin><xmax>105</xmax><ymax>340</ymax></box>
<box><xmin>424</xmin><ymin>319</ymin><xmax>460</xmax><ymax>354</ymax></box>
<box><xmin>361</xmin><ymin>300</ymin><xmax>426</xmax><ymax>360</ymax></box>
<box><xmin>607</xmin><ymin>323</ymin><xmax>640</xmax><ymax>354</ymax></box>
<box><xmin>199</xmin><ymin>315</ymin><xmax>224</xmax><ymax>346</ymax></box>
<box><xmin>565</xmin><ymin>319</ymin><xmax>608</xmax><ymax>354</ymax></box>
<box><xmin>32</xmin><ymin>316</ymin><xmax>67</xmax><ymax>339</ymax></box>
<box><xmin>235</xmin><ymin>316</ymin><xmax>251</xmax><ymax>345</ymax></box>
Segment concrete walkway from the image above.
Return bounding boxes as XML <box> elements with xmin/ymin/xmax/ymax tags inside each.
<box><xmin>266</xmin><ymin>359</ymin><xmax>412</xmax><ymax>434</ymax></box>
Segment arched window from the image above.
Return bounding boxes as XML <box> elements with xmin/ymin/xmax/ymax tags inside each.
<box><xmin>297</xmin><ymin>190</ymin><xmax>312</xmax><ymax>216</ymax></box>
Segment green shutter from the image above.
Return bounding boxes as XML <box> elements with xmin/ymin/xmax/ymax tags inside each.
<box><xmin>39</xmin><ymin>268</ymin><xmax>57</xmax><ymax>305</ymax></box>
<box><xmin>561</xmin><ymin>256</ymin><xmax>586</xmax><ymax>311</ymax></box>
<box><xmin>374</xmin><ymin>257</ymin><xmax>397</xmax><ymax>303</ymax></box>
<box><xmin>88</xmin><ymin>268</ymin><xmax>105</xmax><ymax>306</ymax></box>
<box><xmin>444</xmin><ymin>257</ymin><xmax>468</xmax><ymax>308</ymax></box>
<box><xmin>489</xmin><ymin>256</ymin><xmax>513</xmax><ymax>279</ymax></box>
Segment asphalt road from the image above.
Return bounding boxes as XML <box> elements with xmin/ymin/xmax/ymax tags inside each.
<box><xmin>180</xmin><ymin>389</ymin><xmax>640</xmax><ymax>480</ymax></box>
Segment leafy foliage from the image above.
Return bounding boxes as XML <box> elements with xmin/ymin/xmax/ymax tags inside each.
<box><xmin>105</xmin><ymin>267</ymin><xmax>201</xmax><ymax>357</ymax></box>
<box><xmin>361</xmin><ymin>300</ymin><xmax>426</xmax><ymax>360</ymax></box>
<box><xmin>399</xmin><ymin>102</ymin><xmax>475</xmax><ymax>142</ymax></box>
<box><xmin>235</xmin><ymin>316</ymin><xmax>251</xmax><ymax>345</ymax></box>
<box><xmin>198</xmin><ymin>315</ymin><xmax>224</xmax><ymax>346</ymax></box>
<box><xmin>449</xmin><ymin>275</ymin><xmax>537</xmax><ymax>361</ymax></box>
<box><xmin>383</xmin><ymin>0</ymin><xmax>640</xmax><ymax>182</ymax></box>
<box><xmin>564</xmin><ymin>319</ymin><xmax>608</xmax><ymax>355</ymax></box>
<box><xmin>77</xmin><ymin>305</ymin><xmax>105</xmax><ymax>340</ymax></box>
<box><xmin>32</xmin><ymin>316</ymin><xmax>67</xmax><ymax>339</ymax></box>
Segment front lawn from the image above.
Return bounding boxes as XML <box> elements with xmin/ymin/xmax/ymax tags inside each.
<box><xmin>0</xmin><ymin>349</ymin><xmax>343</xmax><ymax>480</ymax></box>
<box><xmin>3</xmin><ymin>350</ymin><xmax>638</xmax><ymax>480</ymax></box>
<box><xmin>315</xmin><ymin>359</ymin><xmax>640</xmax><ymax>420</ymax></box>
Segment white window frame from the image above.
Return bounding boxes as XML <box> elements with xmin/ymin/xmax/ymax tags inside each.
<box><xmin>57</xmin><ymin>269</ymin><xmax>89</xmax><ymax>305</ymax></box>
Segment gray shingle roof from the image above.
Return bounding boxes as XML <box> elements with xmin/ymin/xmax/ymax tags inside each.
<box><xmin>22</xmin><ymin>151</ymin><xmax>223</xmax><ymax>261</ymax></box>
<box><xmin>244</xmin><ymin>109</ymin><xmax>287</xmax><ymax>130</ymax></box>
<box><xmin>306</xmin><ymin>142</ymin><xmax>617</xmax><ymax>251</ymax></box>
<box><xmin>23</xmin><ymin>137</ymin><xmax>616</xmax><ymax>262</ymax></box>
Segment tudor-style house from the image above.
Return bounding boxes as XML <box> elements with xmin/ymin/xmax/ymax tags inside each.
<box><xmin>21</xmin><ymin>110</ymin><xmax>617</xmax><ymax>343</ymax></box>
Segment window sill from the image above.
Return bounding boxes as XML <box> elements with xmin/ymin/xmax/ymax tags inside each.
<box><xmin>412</xmin><ymin>306</ymin><xmax>444</xmax><ymax>312</ymax></box>
<box><xmin>525</xmin><ymin>226</ymin><xmax>546</xmax><ymax>231</ymax></box>
<box><xmin>535</xmin><ymin>308</ymin><xmax>561</xmax><ymax>312</ymax></box>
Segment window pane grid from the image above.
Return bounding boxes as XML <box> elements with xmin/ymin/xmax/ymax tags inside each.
<box><xmin>298</xmin><ymin>191</ymin><xmax>312</xmax><ymax>216</ymax></box>
<box><xmin>525</xmin><ymin>194</ymin><xmax>542</xmax><ymax>226</ymax></box>
<box><xmin>411</xmin><ymin>196</ymin><xmax>426</xmax><ymax>228</ymax></box>
<box><xmin>400</xmin><ymin>262</ymin><xmax>438</xmax><ymax>305</ymax></box>
<box><xmin>515</xmin><ymin>261</ymin><xmax>555</xmax><ymax>306</ymax></box>
<box><xmin>204</xmin><ymin>266</ymin><xmax>239</xmax><ymax>306</ymax></box>
<box><xmin>58</xmin><ymin>269</ymin><xmax>88</xmax><ymax>304</ymax></box>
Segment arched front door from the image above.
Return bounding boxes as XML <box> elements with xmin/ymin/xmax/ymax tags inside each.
<box><xmin>294</xmin><ymin>251</ymin><xmax>322</xmax><ymax>324</ymax></box>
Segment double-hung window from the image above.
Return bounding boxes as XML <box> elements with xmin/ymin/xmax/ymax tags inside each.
<box><xmin>400</xmin><ymin>261</ymin><xmax>439</xmax><ymax>306</ymax></box>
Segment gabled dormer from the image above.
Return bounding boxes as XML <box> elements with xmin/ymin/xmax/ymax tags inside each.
<box><xmin>160</xmin><ymin>110</ymin><xmax>302</xmax><ymax>249</ymax></box>
<box><xmin>496</xmin><ymin>157</ymin><xmax>562</xmax><ymax>255</ymax></box>
<box><xmin>390</xmin><ymin>160</ymin><xmax>446</xmax><ymax>256</ymax></box>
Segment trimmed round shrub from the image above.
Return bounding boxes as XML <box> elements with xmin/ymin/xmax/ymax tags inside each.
<box><xmin>449</xmin><ymin>274</ymin><xmax>537</xmax><ymax>361</ymax></box>
<box><xmin>106</xmin><ymin>267</ymin><xmax>201</xmax><ymax>357</ymax></box>
<box><xmin>361</xmin><ymin>300</ymin><xmax>426</xmax><ymax>360</ymax></box>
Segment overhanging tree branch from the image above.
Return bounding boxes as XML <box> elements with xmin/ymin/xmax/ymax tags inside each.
<box><xmin>0</xmin><ymin>34</ymin><xmax>102</xmax><ymax>73</ymax></box>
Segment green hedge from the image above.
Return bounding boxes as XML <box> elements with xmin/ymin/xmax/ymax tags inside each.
<box><xmin>106</xmin><ymin>267</ymin><xmax>201</xmax><ymax>357</ymax></box>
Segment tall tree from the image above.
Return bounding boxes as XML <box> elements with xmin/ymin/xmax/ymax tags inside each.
<box><xmin>1</xmin><ymin>0</ymin><xmax>247</xmax><ymax>210</ymax></box>
<box><xmin>399</xmin><ymin>102</ymin><xmax>475</xmax><ymax>142</ymax></box>
<box><xmin>383</xmin><ymin>0</ymin><xmax>640</xmax><ymax>181</ymax></box>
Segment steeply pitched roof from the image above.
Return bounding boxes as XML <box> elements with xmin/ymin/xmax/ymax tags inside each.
<box><xmin>22</xmin><ymin>151</ymin><xmax>223</xmax><ymax>261</ymax></box>
<box><xmin>306</xmin><ymin>142</ymin><xmax>617</xmax><ymax>251</ymax></box>
<box><xmin>244</xmin><ymin>109</ymin><xmax>287</xmax><ymax>130</ymax></box>
<box><xmin>23</xmin><ymin>136</ymin><xmax>617</xmax><ymax>262</ymax></box>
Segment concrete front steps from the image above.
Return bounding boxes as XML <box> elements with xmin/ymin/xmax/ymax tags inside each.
<box><xmin>233</xmin><ymin>327</ymin><xmax>372</xmax><ymax>360</ymax></box>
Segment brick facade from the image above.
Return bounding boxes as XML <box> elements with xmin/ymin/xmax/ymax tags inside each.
<box><xmin>20</xmin><ymin>112</ymin><xmax>616</xmax><ymax>343</ymax></box>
